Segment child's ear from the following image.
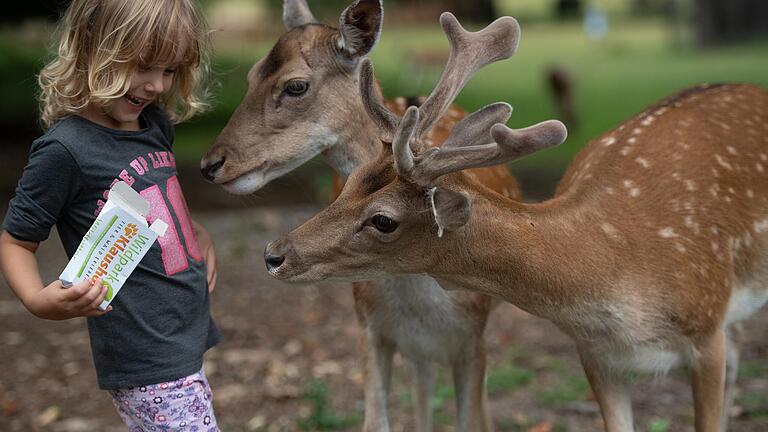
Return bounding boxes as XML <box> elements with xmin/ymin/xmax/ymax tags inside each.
<box><xmin>283</xmin><ymin>0</ymin><xmax>316</xmax><ymax>30</ymax></box>
<box><xmin>432</xmin><ymin>188</ymin><xmax>471</xmax><ymax>235</ymax></box>
<box><xmin>338</xmin><ymin>0</ymin><xmax>383</xmax><ymax>59</ymax></box>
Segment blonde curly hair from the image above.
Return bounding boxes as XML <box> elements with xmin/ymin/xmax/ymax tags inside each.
<box><xmin>38</xmin><ymin>0</ymin><xmax>211</xmax><ymax>129</ymax></box>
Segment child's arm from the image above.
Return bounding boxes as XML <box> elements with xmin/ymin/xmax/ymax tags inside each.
<box><xmin>192</xmin><ymin>220</ymin><xmax>217</xmax><ymax>292</ymax></box>
<box><xmin>0</xmin><ymin>231</ymin><xmax>112</xmax><ymax>320</ymax></box>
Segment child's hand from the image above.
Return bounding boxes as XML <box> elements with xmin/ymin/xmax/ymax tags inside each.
<box><xmin>31</xmin><ymin>278</ymin><xmax>112</xmax><ymax>320</ymax></box>
<box><xmin>193</xmin><ymin>221</ymin><xmax>217</xmax><ymax>293</ymax></box>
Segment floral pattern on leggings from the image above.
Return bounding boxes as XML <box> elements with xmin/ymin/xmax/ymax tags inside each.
<box><xmin>108</xmin><ymin>368</ymin><xmax>218</xmax><ymax>432</ymax></box>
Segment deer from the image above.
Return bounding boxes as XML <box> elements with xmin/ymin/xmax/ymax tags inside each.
<box><xmin>200</xmin><ymin>1</ymin><xmax>525</xmax><ymax>430</ymax></box>
<box><xmin>262</xmin><ymin>23</ymin><xmax>768</xmax><ymax>430</ymax></box>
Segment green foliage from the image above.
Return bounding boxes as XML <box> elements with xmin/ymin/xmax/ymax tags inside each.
<box><xmin>738</xmin><ymin>359</ymin><xmax>768</xmax><ymax>380</ymax></box>
<box><xmin>536</xmin><ymin>373</ymin><xmax>590</xmax><ymax>407</ymax></box>
<box><xmin>296</xmin><ymin>380</ymin><xmax>360</xmax><ymax>431</ymax></box>
<box><xmin>647</xmin><ymin>418</ymin><xmax>671</xmax><ymax>432</ymax></box>
<box><xmin>487</xmin><ymin>364</ymin><xmax>534</xmax><ymax>394</ymax></box>
<box><xmin>738</xmin><ymin>391</ymin><xmax>768</xmax><ymax>419</ymax></box>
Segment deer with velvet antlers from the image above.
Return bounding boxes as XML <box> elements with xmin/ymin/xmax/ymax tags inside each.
<box><xmin>201</xmin><ymin>1</ymin><xmax>525</xmax><ymax>430</ymax></box>
<box><xmin>263</xmin><ymin>28</ymin><xmax>768</xmax><ymax>431</ymax></box>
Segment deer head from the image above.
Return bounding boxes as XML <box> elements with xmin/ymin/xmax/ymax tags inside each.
<box><xmin>263</xmin><ymin>16</ymin><xmax>566</xmax><ymax>281</ymax></box>
<box><xmin>200</xmin><ymin>0</ymin><xmax>384</xmax><ymax>194</ymax></box>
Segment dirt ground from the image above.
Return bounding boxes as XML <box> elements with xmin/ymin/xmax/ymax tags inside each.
<box><xmin>0</xmin><ymin>171</ymin><xmax>767</xmax><ymax>432</ymax></box>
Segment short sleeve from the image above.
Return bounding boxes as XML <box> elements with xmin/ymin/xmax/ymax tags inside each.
<box><xmin>3</xmin><ymin>139</ymin><xmax>83</xmax><ymax>242</ymax></box>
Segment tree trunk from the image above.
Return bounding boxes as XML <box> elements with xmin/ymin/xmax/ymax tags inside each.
<box><xmin>443</xmin><ymin>0</ymin><xmax>497</xmax><ymax>22</ymax></box>
<box><xmin>695</xmin><ymin>0</ymin><xmax>768</xmax><ymax>45</ymax></box>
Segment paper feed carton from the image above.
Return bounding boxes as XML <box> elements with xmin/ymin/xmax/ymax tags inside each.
<box><xmin>59</xmin><ymin>181</ymin><xmax>167</xmax><ymax>310</ymax></box>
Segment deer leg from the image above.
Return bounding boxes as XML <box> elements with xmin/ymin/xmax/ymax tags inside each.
<box><xmin>721</xmin><ymin>323</ymin><xmax>742</xmax><ymax>432</ymax></box>
<box><xmin>411</xmin><ymin>359</ymin><xmax>434</xmax><ymax>432</ymax></box>
<box><xmin>578</xmin><ymin>347</ymin><xmax>634</xmax><ymax>432</ymax></box>
<box><xmin>362</xmin><ymin>330</ymin><xmax>395</xmax><ymax>432</ymax></box>
<box><xmin>452</xmin><ymin>337</ymin><xmax>493</xmax><ymax>432</ymax></box>
<box><xmin>691</xmin><ymin>328</ymin><xmax>726</xmax><ymax>432</ymax></box>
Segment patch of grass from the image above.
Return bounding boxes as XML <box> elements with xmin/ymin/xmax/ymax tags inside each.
<box><xmin>737</xmin><ymin>391</ymin><xmax>768</xmax><ymax>419</ymax></box>
<box><xmin>738</xmin><ymin>359</ymin><xmax>768</xmax><ymax>380</ymax></box>
<box><xmin>487</xmin><ymin>364</ymin><xmax>534</xmax><ymax>395</ymax></box>
<box><xmin>647</xmin><ymin>418</ymin><xmax>671</xmax><ymax>432</ymax></box>
<box><xmin>296</xmin><ymin>380</ymin><xmax>360</xmax><ymax>431</ymax></box>
<box><xmin>536</xmin><ymin>373</ymin><xmax>590</xmax><ymax>408</ymax></box>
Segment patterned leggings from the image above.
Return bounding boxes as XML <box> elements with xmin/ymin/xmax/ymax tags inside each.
<box><xmin>108</xmin><ymin>368</ymin><xmax>219</xmax><ymax>432</ymax></box>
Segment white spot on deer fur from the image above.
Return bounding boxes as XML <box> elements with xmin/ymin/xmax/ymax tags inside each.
<box><xmin>627</xmin><ymin>137</ymin><xmax>637</xmax><ymax>145</ymax></box>
<box><xmin>606</xmin><ymin>187</ymin><xmax>615</xmax><ymax>195</ymax></box>
<box><xmin>711</xmin><ymin>168</ymin><xmax>719</xmax><ymax>177</ymax></box>
<box><xmin>632</xmin><ymin>128</ymin><xmax>643</xmax><ymax>135</ymax></box>
<box><xmin>671</xmin><ymin>172</ymin><xmax>681</xmax><ymax>180</ymax></box>
<box><xmin>620</xmin><ymin>147</ymin><xmax>631</xmax><ymax>156</ymax></box>
<box><xmin>675</xmin><ymin>243</ymin><xmax>687</xmax><ymax>253</ymax></box>
<box><xmin>747</xmin><ymin>189</ymin><xmax>754</xmax><ymax>198</ymax></box>
<box><xmin>630</xmin><ymin>188</ymin><xmax>640</xmax><ymax>197</ymax></box>
<box><xmin>715</xmin><ymin>154</ymin><xmax>732</xmax><ymax>170</ymax></box>
<box><xmin>725</xmin><ymin>196</ymin><xmax>732</xmax><ymax>203</ymax></box>
<box><xmin>635</xmin><ymin>157</ymin><xmax>650</xmax><ymax>168</ymax></box>
<box><xmin>754</xmin><ymin>218</ymin><xmax>768</xmax><ymax>233</ymax></box>
<box><xmin>654</xmin><ymin>107</ymin><xmax>669</xmax><ymax>116</ymax></box>
<box><xmin>658</xmin><ymin>227</ymin><xmax>678</xmax><ymax>238</ymax></box>
<box><xmin>712</xmin><ymin>241</ymin><xmax>719</xmax><ymax>252</ymax></box>
<box><xmin>756</xmin><ymin>163</ymin><xmax>765</xmax><ymax>173</ymax></box>
<box><xmin>743</xmin><ymin>232</ymin><xmax>753</xmax><ymax>248</ymax></box>
<box><xmin>623</xmin><ymin>179</ymin><xmax>635</xmax><ymax>188</ymax></box>
<box><xmin>714</xmin><ymin>120</ymin><xmax>732</xmax><ymax>131</ymax></box>
<box><xmin>726</xmin><ymin>146</ymin><xmax>738</xmax><ymax>155</ymax></box>
<box><xmin>641</xmin><ymin>116</ymin><xmax>655</xmax><ymax>126</ymax></box>
<box><xmin>684</xmin><ymin>180</ymin><xmax>697</xmax><ymax>192</ymax></box>
<box><xmin>601</xmin><ymin>223</ymin><xmax>619</xmax><ymax>237</ymax></box>
<box><xmin>602</xmin><ymin>136</ymin><xmax>617</xmax><ymax>146</ymax></box>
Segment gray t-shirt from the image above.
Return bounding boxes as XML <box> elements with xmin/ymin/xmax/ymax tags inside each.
<box><xmin>4</xmin><ymin>105</ymin><xmax>220</xmax><ymax>389</ymax></box>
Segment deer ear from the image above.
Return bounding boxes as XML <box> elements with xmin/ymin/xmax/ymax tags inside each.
<box><xmin>283</xmin><ymin>0</ymin><xmax>316</xmax><ymax>30</ymax></box>
<box><xmin>338</xmin><ymin>0</ymin><xmax>383</xmax><ymax>59</ymax></box>
<box><xmin>431</xmin><ymin>188</ymin><xmax>471</xmax><ymax>236</ymax></box>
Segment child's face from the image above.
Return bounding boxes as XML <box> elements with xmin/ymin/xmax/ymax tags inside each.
<box><xmin>81</xmin><ymin>62</ymin><xmax>178</xmax><ymax>131</ymax></box>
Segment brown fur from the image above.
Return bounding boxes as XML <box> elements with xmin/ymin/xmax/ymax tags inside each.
<box><xmin>269</xmin><ymin>83</ymin><xmax>768</xmax><ymax>432</ymax></box>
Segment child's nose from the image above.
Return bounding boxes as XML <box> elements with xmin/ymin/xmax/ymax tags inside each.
<box><xmin>144</xmin><ymin>76</ymin><xmax>164</xmax><ymax>94</ymax></box>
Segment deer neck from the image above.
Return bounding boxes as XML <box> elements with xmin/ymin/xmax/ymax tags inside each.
<box><xmin>321</xmin><ymin>77</ymin><xmax>383</xmax><ymax>178</ymax></box>
<box><xmin>433</xmin><ymin>188</ymin><xmax>614</xmax><ymax>322</ymax></box>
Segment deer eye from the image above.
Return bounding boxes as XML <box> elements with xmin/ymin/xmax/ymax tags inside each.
<box><xmin>369</xmin><ymin>214</ymin><xmax>399</xmax><ymax>233</ymax></box>
<box><xmin>284</xmin><ymin>79</ymin><xmax>309</xmax><ymax>96</ymax></box>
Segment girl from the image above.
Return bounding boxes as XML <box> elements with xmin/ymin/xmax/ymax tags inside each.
<box><xmin>0</xmin><ymin>0</ymin><xmax>221</xmax><ymax>430</ymax></box>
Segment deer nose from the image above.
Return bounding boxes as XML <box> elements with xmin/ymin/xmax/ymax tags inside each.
<box><xmin>264</xmin><ymin>241</ymin><xmax>287</xmax><ymax>272</ymax></box>
<box><xmin>264</xmin><ymin>253</ymin><xmax>285</xmax><ymax>272</ymax></box>
<box><xmin>201</xmin><ymin>157</ymin><xmax>225</xmax><ymax>182</ymax></box>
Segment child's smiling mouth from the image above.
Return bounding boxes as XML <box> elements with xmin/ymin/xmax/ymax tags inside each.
<box><xmin>124</xmin><ymin>93</ymin><xmax>150</xmax><ymax>107</ymax></box>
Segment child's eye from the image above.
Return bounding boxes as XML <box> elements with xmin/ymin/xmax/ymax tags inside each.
<box><xmin>163</xmin><ymin>68</ymin><xmax>176</xmax><ymax>75</ymax></box>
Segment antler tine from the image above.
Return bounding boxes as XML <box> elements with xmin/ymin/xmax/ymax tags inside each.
<box><xmin>416</xmin><ymin>13</ymin><xmax>520</xmax><ymax>140</ymax></box>
<box><xmin>410</xmin><ymin>120</ymin><xmax>567</xmax><ymax>186</ymax></box>
<box><xmin>441</xmin><ymin>102</ymin><xmax>512</xmax><ymax>149</ymax></box>
<box><xmin>393</xmin><ymin>106</ymin><xmax>420</xmax><ymax>176</ymax></box>
<box><xmin>360</xmin><ymin>59</ymin><xmax>400</xmax><ymax>142</ymax></box>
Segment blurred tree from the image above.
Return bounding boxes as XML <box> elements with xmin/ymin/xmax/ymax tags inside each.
<box><xmin>555</xmin><ymin>0</ymin><xmax>582</xmax><ymax>19</ymax></box>
<box><xmin>441</xmin><ymin>0</ymin><xmax>497</xmax><ymax>22</ymax></box>
<box><xmin>1</xmin><ymin>1</ymin><xmax>66</xmax><ymax>23</ymax></box>
<box><xmin>695</xmin><ymin>0</ymin><xmax>768</xmax><ymax>45</ymax></box>
<box><xmin>264</xmin><ymin>0</ymin><xmax>497</xmax><ymax>22</ymax></box>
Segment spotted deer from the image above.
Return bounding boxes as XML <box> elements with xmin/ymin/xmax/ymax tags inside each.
<box><xmin>263</xmin><ymin>38</ymin><xmax>768</xmax><ymax>431</ymax></box>
<box><xmin>201</xmin><ymin>1</ymin><xmax>523</xmax><ymax>430</ymax></box>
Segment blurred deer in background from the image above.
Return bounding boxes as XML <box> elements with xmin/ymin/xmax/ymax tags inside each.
<box><xmin>264</xmin><ymin>34</ymin><xmax>768</xmax><ymax>430</ymax></box>
<box><xmin>201</xmin><ymin>1</ymin><xmax>525</xmax><ymax>430</ymax></box>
